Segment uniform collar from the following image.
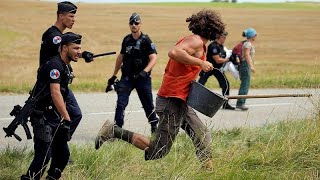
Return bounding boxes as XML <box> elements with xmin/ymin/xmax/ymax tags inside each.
<box><xmin>131</xmin><ymin>32</ymin><xmax>143</xmax><ymax>40</ymax></box>
<box><xmin>52</xmin><ymin>25</ymin><xmax>63</xmax><ymax>34</ymax></box>
<box><xmin>58</xmin><ymin>54</ymin><xmax>69</xmax><ymax>65</ymax></box>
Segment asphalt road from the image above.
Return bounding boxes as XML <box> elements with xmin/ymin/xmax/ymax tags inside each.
<box><xmin>0</xmin><ymin>88</ymin><xmax>318</xmax><ymax>150</ymax></box>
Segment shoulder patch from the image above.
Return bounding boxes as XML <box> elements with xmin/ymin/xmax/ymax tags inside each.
<box><xmin>50</xmin><ymin>69</ymin><xmax>60</xmax><ymax>79</ymax></box>
<box><xmin>53</xmin><ymin>36</ymin><xmax>62</xmax><ymax>45</ymax></box>
<box><xmin>150</xmin><ymin>43</ymin><xmax>156</xmax><ymax>50</ymax></box>
<box><xmin>212</xmin><ymin>48</ymin><xmax>218</xmax><ymax>54</ymax></box>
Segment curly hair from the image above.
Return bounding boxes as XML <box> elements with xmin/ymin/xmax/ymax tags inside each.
<box><xmin>186</xmin><ymin>9</ymin><xmax>225</xmax><ymax>41</ymax></box>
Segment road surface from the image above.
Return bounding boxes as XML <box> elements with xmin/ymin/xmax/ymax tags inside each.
<box><xmin>0</xmin><ymin>88</ymin><xmax>318</xmax><ymax>149</ymax></box>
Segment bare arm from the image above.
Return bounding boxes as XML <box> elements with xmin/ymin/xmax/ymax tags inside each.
<box><xmin>168</xmin><ymin>36</ymin><xmax>213</xmax><ymax>72</ymax></box>
<box><xmin>244</xmin><ymin>48</ymin><xmax>255</xmax><ymax>72</ymax></box>
<box><xmin>212</xmin><ymin>55</ymin><xmax>228</xmax><ymax>64</ymax></box>
<box><xmin>168</xmin><ymin>37</ymin><xmax>203</xmax><ymax>65</ymax></box>
<box><xmin>50</xmin><ymin>83</ymin><xmax>70</xmax><ymax>121</ymax></box>
<box><xmin>113</xmin><ymin>54</ymin><xmax>124</xmax><ymax>76</ymax></box>
<box><xmin>144</xmin><ymin>53</ymin><xmax>157</xmax><ymax>73</ymax></box>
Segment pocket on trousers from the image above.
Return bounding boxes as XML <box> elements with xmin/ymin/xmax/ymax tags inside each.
<box><xmin>155</xmin><ymin>97</ymin><xmax>169</xmax><ymax>113</ymax></box>
<box><xmin>33</xmin><ymin>123</ymin><xmax>52</xmax><ymax>143</ymax></box>
<box><xmin>156</xmin><ymin>97</ymin><xmax>183</xmax><ymax>127</ymax></box>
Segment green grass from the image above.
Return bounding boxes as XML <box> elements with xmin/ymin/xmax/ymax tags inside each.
<box><xmin>2</xmin><ymin>114</ymin><xmax>320</xmax><ymax>179</ymax></box>
<box><xmin>137</xmin><ymin>2</ymin><xmax>320</xmax><ymax>11</ymax></box>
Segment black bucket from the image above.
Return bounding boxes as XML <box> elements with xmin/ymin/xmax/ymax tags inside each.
<box><xmin>187</xmin><ymin>81</ymin><xmax>228</xmax><ymax>118</ymax></box>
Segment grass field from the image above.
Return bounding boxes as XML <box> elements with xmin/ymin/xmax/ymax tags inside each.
<box><xmin>1</xmin><ymin>114</ymin><xmax>320</xmax><ymax>179</ymax></box>
<box><xmin>0</xmin><ymin>1</ymin><xmax>319</xmax><ymax>93</ymax></box>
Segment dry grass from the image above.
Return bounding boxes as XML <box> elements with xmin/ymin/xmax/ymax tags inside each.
<box><xmin>0</xmin><ymin>1</ymin><xmax>319</xmax><ymax>92</ymax></box>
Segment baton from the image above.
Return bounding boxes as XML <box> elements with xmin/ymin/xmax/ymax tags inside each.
<box><xmin>226</xmin><ymin>94</ymin><xmax>312</xmax><ymax>99</ymax></box>
<box><xmin>92</xmin><ymin>51</ymin><xmax>116</xmax><ymax>58</ymax></box>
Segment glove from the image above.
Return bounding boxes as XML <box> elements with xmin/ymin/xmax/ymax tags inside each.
<box><xmin>105</xmin><ymin>76</ymin><xmax>117</xmax><ymax>93</ymax></box>
<box><xmin>135</xmin><ymin>71</ymin><xmax>148</xmax><ymax>79</ymax></box>
<box><xmin>221</xmin><ymin>51</ymin><xmax>227</xmax><ymax>59</ymax></box>
<box><xmin>56</xmin><ymin>119</ymin><xmax>71</xmax><ymax>142</ymax></box>
<box><xmin>82</xmin><ymin>51</ymin><xmax>94</xmax><ymax>63</ymax></box>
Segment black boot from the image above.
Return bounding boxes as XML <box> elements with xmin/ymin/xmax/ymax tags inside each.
<box><xmin>21</xmin><ymin>175</ymin><xmax>31</xmax><ymax>180</ymax></box>
<box><xmin>151</xmin><ymin>124</ymin><xmax>157</xmax><ymax>134</ymax></box>
<box><xmin>223</xmin><ymin>102</ymin><xmax>235</xmax><ymax>110</ymax></box>
<box><xmin>46</xmin><ymin>168</ymin><xmax>62</xmax><ymax>180</ymax></box>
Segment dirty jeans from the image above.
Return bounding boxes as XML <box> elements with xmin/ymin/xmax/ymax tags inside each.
<box><xmin>145</xmin><ymin>96</ymin><xmax>212</xmax><ymax>162</ymax></box>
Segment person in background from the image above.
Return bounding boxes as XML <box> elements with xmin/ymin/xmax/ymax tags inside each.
<box><xmin>198</xmin><ymin>31</ymin><xmax>235</xmax><ymax>110</ymax></box>
<box><xmin>105</xmin><ymin>13</ymin><xmax>159</xmax><ymax>133</ymax></box>
<box><xmin>236</xmin><ymin>28</ymin><xmax>257</xmax><ymax>111</ymax></box>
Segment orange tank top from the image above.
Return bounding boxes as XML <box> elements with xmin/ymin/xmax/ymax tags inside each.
<box><xmin>158</xmin><ymin>36</ymin><xmax>207</xmax><ymax>102</ymax></box>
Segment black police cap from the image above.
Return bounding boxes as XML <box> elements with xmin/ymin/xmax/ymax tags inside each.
<box><xmin>57</xmin><ymin>1</ymin><xmax>77</xmax><ymax>14</ymax></box>
<box><xmin>129</xmin><ymin>12</ymin><xmax>141</xmax><ymax>23</ymax></box>
<box><xmin>61</xmin><ymin>32</ymin><xmax>82</xmax><ymax>45</ymax></box>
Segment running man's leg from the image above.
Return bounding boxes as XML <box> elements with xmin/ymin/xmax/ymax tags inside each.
<box><xmin>145</xmin><ymin>97</ymin><xmax>186</xmax><ymax>160</ymax></box>
<box><xmin>181</xmin><ymin>106</ymin><xmax>212</xmax><ymax>162</ymax></box>
<box><xmin>95</xmin><ymin>97</ymin><xmax>186</xmax><ymax>161</ymax></box>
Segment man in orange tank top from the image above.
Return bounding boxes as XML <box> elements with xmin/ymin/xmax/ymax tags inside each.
<box><xmin>95</xmin><ymin>10</ymin><xmax>225</xmax><ymax>169</ymax></box>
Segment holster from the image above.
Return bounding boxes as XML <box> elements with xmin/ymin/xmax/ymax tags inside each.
<box><xmin>30</xmin><ymin>111</ymin><xmax>52</xmax><ymax>143</ymax></box>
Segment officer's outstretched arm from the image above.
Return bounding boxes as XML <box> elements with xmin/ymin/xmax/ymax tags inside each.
<box><xmin>144</xmin><ymin>53</ymin><xmax>157</xmax><ymax>73</ymax></box>
<box><xmin>50</xmin><ymin>83</ymin><xmax>71</xmax><ymax>121</ymax></box>
<box><xmin>113</xmin><ymin>54</ymin><xmax>124</xmax><ymax>76</ymax></box>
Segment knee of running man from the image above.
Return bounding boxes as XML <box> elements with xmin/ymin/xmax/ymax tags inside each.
<box><xmin>144</xmin><ymin>147</ymin><xmax>171</xmax><ymax>161</ymax></box>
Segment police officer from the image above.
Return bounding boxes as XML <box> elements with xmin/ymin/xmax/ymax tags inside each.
<box><xmin>21</xmin><ymin>32</ymin><xmax>82</xmax><ymax>180</ymax></box>
<box><xmin>39</xmin><ymin>1</ymin><xmax>93</xmax><ymax>137</ymax></box>
<box><xmin>198</xmin><ymin>31</ymin><xmax>235</xmax><ymax>110</ymax></box>
<box><xmin>106</xmin><ymin>12</ymin><xmax>158</xmax><ymax>133</ymax></box>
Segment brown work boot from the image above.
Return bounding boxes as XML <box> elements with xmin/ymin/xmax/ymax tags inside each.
<box><xmin>202</xmin><ymin>159</ymin><xmax>213</xmax><ymax>171</ymax></box>
<box><xmin>95</xmin><ymin>120</ymin><xmax>115</xmax><ymax>150</ymax></box>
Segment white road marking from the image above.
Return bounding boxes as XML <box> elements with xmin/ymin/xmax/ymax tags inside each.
<box><xmin>0</xmin><ymin>103</ymin><xmax>295</xmax><ymax>121</ymax></box>
<box><xmin>0</xmin><ymin>117</ymin><xmax>12</xmax><ymax>120</ymax></box>
<box><xmin>87</xmin><ymin>110</ymin><xmax>144</xmax><ymax>115</ymax></box>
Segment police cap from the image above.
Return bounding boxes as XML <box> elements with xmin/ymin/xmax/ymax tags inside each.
<box><xmin>57</xmin><ymin>1</ymin><xmax>77</xmax><ymax>14</ymax></box>
<box><xmin>129</xmin><ymin>12</ymin><xmax>141</xmax><ymax>23</ymax></box>
<box><xmin>61</xmin><ymin>32</ymin><xmax>82</xmax><ymax>45</ymax></box>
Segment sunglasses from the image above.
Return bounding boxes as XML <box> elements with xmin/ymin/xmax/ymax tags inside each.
<box><xmin>129</xmin><ymin>22</ymin><xmax>140</xmax><ymax>26</ymax></box>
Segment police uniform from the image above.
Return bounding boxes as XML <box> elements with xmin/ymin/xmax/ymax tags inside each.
<box><xmin>21</xmin><ymin>32</ymin><xmax>81</xmax><ymax>180</ymax></box>
<box><xmin>198</xmin><ymin>40</ymin><xmax>234</xmax><ymax>109</ymax></box>
<box><xmin>38</xmin><ymin>1</ymin><xmax>82</xmax><ymax>137</ymax></box>
<box><xmin>114</xmin><ymin>16</ymin><xmax>159</xmax><ymax>130</ymax></box>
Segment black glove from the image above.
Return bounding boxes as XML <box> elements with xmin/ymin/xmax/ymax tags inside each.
<box><xmin>135</xmin><ymin>71</ymin><xmax>148</xmax><ymax>79</ymax></box>
<box><xmin>105</xmin><ymin>75</ymin><xmax>117</xmax><ymax>93</ymax></box>
<box><xmin>82</xmin><ymin>51</ymin><xmax>94</xmax><ymax>63</ymax></box>
<box><xmin>56</xmin><ymin>119</ymin><xmax>71</xmax><ymax>142</ymax></box>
